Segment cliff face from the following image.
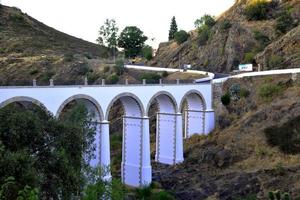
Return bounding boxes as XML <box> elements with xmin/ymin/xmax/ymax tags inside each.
<box><xmin>149</xmin><ymin>0</ymin><xmax>300</xmax><ymax>73</ymax></box>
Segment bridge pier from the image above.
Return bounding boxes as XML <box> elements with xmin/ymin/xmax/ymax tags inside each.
<box><xmin>155</xmin><ymin>112</ymin><xmax>184</xmax><ymax>165</ymax></box>
<box><xmin>100</xmin><ymin>121</ymin><xmax>112</xmax><ymax>180</ymax></box>
<box><xmin>121</xmin><ymin>116</ymin><xmax>152</xmax><ymax>187</ymax></box>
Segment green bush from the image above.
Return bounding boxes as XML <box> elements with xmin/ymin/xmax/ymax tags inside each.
<box><xmin>174</xmin><ymin>30</ymin><xmax>189</xmax><ymax>45</ymax></box>
<box><xmin>107</xmin><ymin>74</ymin><xmax>119</xmax><ymax>84</ymax></box>
<box><xmin>103</xmin><ymin>66</ymin><xmax>110</xmax><ymax>73</ymax></box>
<box><xmin>63</xmin><ymin>53</ymin><xmax>74</xmax><ymax>62</ymax></box>
<box><xmin>268</xmin><ymin>190</ymin><xmax>296</xmax><ymax>200</ymax></box>
<box><xmin>268</xmin><ymin>55</ymin><xmax>283</xmax><ymax>69</ymax></box>
<box><xmin>253</xmin><ymin>30</ymin><xmax>270</xmax><ymax>47</ymax></box>
<box><xmin>142</xmin><ymin>45</ymin><xmax>153</xmax><ymax>60</ymax></box>
<box><xmin>194</xmin><ymin>14</ymin><xmax>216</xmax><ymax>28</ymax></box>
<box><xmin>162</xmin><ymin>71</ymin><xmax>168</xmax><ymax>78</ymax></box>
<box><xmin>87</xmin><ymin>72</ymin><xmax>101</xmax><ymax>84</ymax></box>
<box><xmin>139</xmin><ymin>73</ymin><xmax>161</xmax><ymax>84</ymax></box>
<box><xmin>77</xmin><ymin>63</ymin><xmax>90</xmax><ymax>75</ymax></box>
<box><xmin>220</xmin><ymin>19</ymin><xmax>232</xmax><ymax>31</ymax></box>
<box><xmin>240</xmin><ymin>88</ymin><xmax>250</xmax><ymax>98</ymax></box>
<box><xmin>244</xmin><ymin>0</ymin><xmax>270</xmax><ymax>21</ymax></box>
<box><xmin>243</xmin><ymin>52</ymin><xmax>256</xmax><ymax>64</ymax></box>
<box><xmin>275</xmin><ymin>10</ymin><xmax>296</xmax><ymax>34</ymax></box>
<box><xmin>265</xmin><ymin>115</ymin><xmax>300</xmax><ymax>154</ymax></box>
<box><xmin>113</xmin><ymin>60</ymin><xmax>125</xmax><ymax>76</ymax></box>
<box><xmin>258</xmin><ymin>83</ymin><xmax>282</xmax><ymax>99</ymax></box>
<box><xmin>198</xmin><ymin>25</ymin><xmax>211</xmax><ymax>45</ymax></box>
<box><xmin>29</xmin><ymin>69</ymin><xmax>39</xmax><ymax>75</ymax></box>
<box><xmin>221</xmin><ymin>93</ymin><xmax>231</xmax><ymax>106</ymax></box>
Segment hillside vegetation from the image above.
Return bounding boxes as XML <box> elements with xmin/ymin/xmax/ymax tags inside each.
<box><xmin>0</xmin><ymin>5</ymin><xmax>115</xmax><ymax>85</ymax></box>
<box><xmin>149</xmin><ymin>0</ymin><xmax>300</xmax><ymax>73</ymax></box>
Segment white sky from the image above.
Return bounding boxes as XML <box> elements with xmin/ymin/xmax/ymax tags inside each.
<box><xmin>2</xmin><ymin>0</ymin><xmax>235</xmax><ymax>48</ymax></box>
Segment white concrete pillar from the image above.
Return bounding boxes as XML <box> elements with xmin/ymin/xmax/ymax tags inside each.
<box><xmin>175</xmin><ymin>113</ymin><xmax>184</xmax><ymax>163</ymax></box>
<box><xmin>204</xmin><ymin>111</ymin><xmax>215</xmax><ymax>134</ymax></box>
<box><xmin>100</xmin><ymin>120</ymin><xmax>111</xmax><ymax>180</ymax></box>
<box><xmin>140</xmin><ymin>116</ymin><xmax>152</xmax><ymax>186</ymax></box>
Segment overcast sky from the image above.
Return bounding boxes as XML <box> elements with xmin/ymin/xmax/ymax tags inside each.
<box><xmin>2</xmin><ymin>0</ymin><xmax>235</xmax><ymax>48</ymax></box>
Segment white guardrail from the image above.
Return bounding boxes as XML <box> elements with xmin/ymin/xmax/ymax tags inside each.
<box><xmin>125</xmin><ymin>65</ymin><xmax>215</xmax><ymax>81</ymax></box>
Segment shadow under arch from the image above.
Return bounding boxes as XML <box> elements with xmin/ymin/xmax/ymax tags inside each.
<box><xmin>146</xmin><ymin>91</ymin><xmax>178</xmax><ymax>115</ymax></box>
<box><xmin>56</xmin><ymin>94</ymin><xmax>104</xmax><ymax>121</ymax></box>
<box><xmin>0</xmin><ymin>96</ymin><xmax>47</xmax><ymax>110</ymax></box>
<box><xmin>105</xmin><ymin>92</ymin><xmax>145</xmax><ymax>120</ymax></box>
<box><xmin>179</xmin><ymin>89</ymin><xmax>207</xmax><ymax>111</ymax></box>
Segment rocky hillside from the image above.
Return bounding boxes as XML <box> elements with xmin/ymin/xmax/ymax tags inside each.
<box><xmin>0</xmin><ymin>5</ymin><xmax>112</xmax><ymax>85</ymax></box>
<box><xmin>149</xmin><ymin>0</ymin><xmax>300</xmax><ymax>73</ymax></box>
<box><xmin>154</xmin><ymin>73</ymin><xmax>300</xmax><ymax>199</ymax></box>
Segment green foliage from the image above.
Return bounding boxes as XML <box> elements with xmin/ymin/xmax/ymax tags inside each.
<box><xmin>194</xmin><ymin>14</ymin><xmax>216</xmax><ymax>28</ymax></box>
<box><xmin>135</xmin><ymin>184</ymin><xmax>175</xmax><ymax>200</ymax></box>
<box><xmin>168</xmin><ymin>16</ymin><xmax>178</xmax><ymax>41</ymax></box>
<box><xmin>139</xmin><ymin>73</ymin><xmax>161</xmax><ymax>84</ymax></box>
<box><xmin>64</xmin><ymin>52</ymin><xmax>74</xmax><ymax>62</ymax></box>
<box><xmin>162</xmin><ymin>71</ymin><xmax>168</xmax><ymax>78</ymax></box>
<box><xmin>97</xmin><ymin>18</ymin><xmax>119</xmax><ymax>49</ymax></box>
<box><xmin>82</xmin><ymin>166</ymin><xmax>126</xmax><ymax>200</ymax></box>
<box><xmin>244</xmin><ymin>0</ymin><xmax>271</xmax><ymax>21</ymax></box>
<box><xmin>103</xmin><ymin>66</ymin><xmax>110</xmax><ymax>73</ymax></box>
<box><xmin>243</xmin><ymin>52</ymin><xmax>256</xmax><ymax>64</ymax></box>
<box><xmin>220</xmin><ymin>19</ymin><xmax>232</xmax><ymax>31</ymax></box>
<box><xmin>174</xmin><ymin>30</ymin><xmax>189</xmax><ymax>45</ymax></box>
<box><xmin>268</xmin><ymin>55</ymin><xmax>283</xmax><ymax>69</ymax></box>
<box><xmin>253</xmin><ymin>30</ymin><xmax>270</xmax><ymax>48</ymax></box>
<box><xmin>240</xmin><ymin>88</ymin><xmax>250</xmax><ymax>98</ymax></box>
<box><xmin>258</xmin><ymin>83</ymin><xmax>282</xmax><ymax>99</ymax></box>
<box><xmin>265</xmin><ymin>115</ymin><xmax>300</xmax><ymax>154</ymax></box>
<box><xmin>107</xmin><ymin>74</ymin><xmax>119</xmax><ymax>84</ymax></box>
<box><xmin>29</xmin><ymin>69</ymin><xmax>39</xmax><ymax>76</ymax></box>
<box><xmin>221</xmin><ymin>93</ymin><xmax>231</xmax><ymax>106</ymax></box>
<box><xmin>197</xmin><ymin>25</ymin><xmax>212</xmax><ymax>45</ymax></box>
<box><xmin>87</xmin><ymin>72</ymin><xmax>101</xmax><ymax>84</ymax></box>
<box><xmin>77</xmin><ymin>63</ymin><xmax>91</xmax><ymax>76</ymax></box>
<box><xmin>195</xmin><ymin>14</ymin><xmax>215</xmax><ymax>45</ymax></box>
<box><xmin>234</xmin><ymin>194</ymin><xmax>257</xmax><ymax>200</ymax></box>
<box><xmin>268</xmin><ymin>190</ymin><xmax>294</xmax><ymax>200</ymax></box>
<box><xmin>142</xmin><ymin>45</ymin><xmax>153</xmax><ymax>60</ymax></box>
<box><xmin>118</xmin><ymin>26</ymin><xmax>148</xmax><ymax>58</ymax></box>
<box><xmin>113</xmin><ymin>60</ymin><xmax>125</xmax><ymax>76</ymax></box>
<box><xmin>275</xmin><ymin>10</ymin><xmax>296</xmax><ymax>34</ymax></box>
<box><xmin>0</xmin><ymin>103</ymin><xmax>96</xmax><ymax>199</ymax></box>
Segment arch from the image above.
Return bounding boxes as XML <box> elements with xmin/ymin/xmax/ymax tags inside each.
<box><xmin>105</xmin><ymin>92</ymin><xmax>145</xmax><ymax>120</ymax></box>
<box><xmin>0</xmin><ymin>96</ymin><xmax>46</xmax><ymax>110</ymax></box>
<box><xmin>146</xmin><ymin>91</ymin><xmax>178</xmax><ymax>115</ymax></box>
<box><xmin>179</xmin><ymin>90</ymin><xmax>207</xmax><ymax>112</ymax></box>
<box><xmin>56</xmin><ymin>94</ymin><xmax>104</xmax><ymax>122</ymax></box>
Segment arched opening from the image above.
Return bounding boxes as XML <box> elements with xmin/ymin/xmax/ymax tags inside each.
<box><xmin>106</xmin><ymin>93</ymin><xmax>150</xmax><ymax>187</ymax></box>
<box><xmin>56</xmin><ymin>95</ymin><xmax>104</xmax><ymax>168</ymax></box>
<box><xmin>180</xmin><ymin>90</ymin><xmax>207</xmax><ymax>138</ymax></box>
<box><xmin>0</xmin><ymin>96</ymin><xmax>46</xmax><ymax>111</ymax></box>
<box><xmin>147</xmin><ymin>92</ymin><xmax>183</xmax><ymax>165</ymax></box>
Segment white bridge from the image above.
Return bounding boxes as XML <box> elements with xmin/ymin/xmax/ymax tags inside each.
<box><xmin>0</xmin><ymin>81</ymin><xmax>215</xmax><ymax>187</ymax></box>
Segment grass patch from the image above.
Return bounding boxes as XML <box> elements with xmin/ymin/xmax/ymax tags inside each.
<box><xmin>258</xmin><ymin>83</ymin><xmax>282</xmax><ymax>100</ymax></box>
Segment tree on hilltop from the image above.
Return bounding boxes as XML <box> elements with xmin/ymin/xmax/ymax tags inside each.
<box><xmin>168</xmin><ymin>16</ymin><xmax>178</xmax><ymax>41</ymax></box>
<box><xmin>118</xmin><ymin>26</ymin><xmax>148</xmax><ymax>58</ymax></box>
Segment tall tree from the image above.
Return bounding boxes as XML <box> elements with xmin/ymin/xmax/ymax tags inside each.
<box><xmin>118</xmin><ymin>26</ymin><xmax>148</xmax><ymax>58</ymax></box>
<box><xmin>97</xmin><ymin>19</ymin><xmax>119</xmax><ymax>62</ymax></box>
<box><xmin>168</xmin><ymin>16</ymin><xmax>178</xmax><ymax>41</ymax></box>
